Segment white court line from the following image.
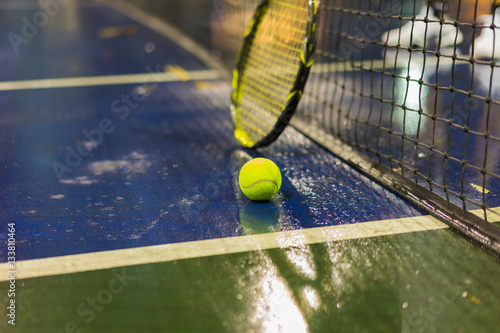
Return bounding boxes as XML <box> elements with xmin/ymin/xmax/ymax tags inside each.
<box><xmin>1</xmin><ymin>208</ymin><xmax>498</xmax><ymax>282</ymax></box>
<box><xmin>0</xmin><ymin>213</ymin><xmax>470</xmax><ymax>282</ymax></box>
<box><xmin>0</xmin><ymin>69</ymin><xmax>221</xmax><ymax>91</ymax></box>
<box><xmin>100</xmin><ymin>0</ymin><xmax>231</xmax><ymax>79</ymax></box>
<box><xmin>2</xmin><ymin>214</ymin><xmax>445</xmax><ymax>281</ymax></box>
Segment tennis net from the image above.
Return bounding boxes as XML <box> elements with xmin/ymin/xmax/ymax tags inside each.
<box><xmin>211</xmin><ymin>0</ymin><xmax>500</xmax><ymax>254</ymax></box>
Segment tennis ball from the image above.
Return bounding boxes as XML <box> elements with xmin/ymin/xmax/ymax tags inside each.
<box><xmin>239</xmin><ymin>158</ymin><xmax>281</xmax><ymax>201</ymax></box>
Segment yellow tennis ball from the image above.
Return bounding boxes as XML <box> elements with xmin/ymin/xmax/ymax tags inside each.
<box><xmin>239</xmin><ymin>158</ymin><xmax>282</xmax><ymax>201</ymax></box>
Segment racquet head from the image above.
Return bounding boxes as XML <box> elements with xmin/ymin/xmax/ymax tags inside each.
<box><xmin>231</xmin><ymin>0</ymin><xmax>320</xmax><ymax>148</ymax></box>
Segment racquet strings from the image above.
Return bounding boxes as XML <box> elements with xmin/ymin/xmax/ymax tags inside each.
<box><xmin>234</xmin><ymin>0</ymin><xmax>309</xmax><ymax>146</ymax></box>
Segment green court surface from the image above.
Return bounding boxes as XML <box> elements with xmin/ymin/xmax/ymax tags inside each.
<box><xmin>2</xmin><ymin>223</ymin><xmax>499</xmax><ymax>333</ymax></box>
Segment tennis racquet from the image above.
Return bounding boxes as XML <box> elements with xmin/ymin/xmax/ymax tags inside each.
<box><xmin>230</xmin><ymin>0</ymin><xmax>320</xmax><ymax>148</ymax></box>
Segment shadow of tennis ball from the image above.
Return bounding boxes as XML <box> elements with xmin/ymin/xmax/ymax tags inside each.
<box><xmin>240</xmin><ymin>201</ymin><xmax>281</xmax><ymax>235</ymax></box>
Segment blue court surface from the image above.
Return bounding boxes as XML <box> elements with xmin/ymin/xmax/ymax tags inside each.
<box><xmin>0</xmin><ymin>0</ymin><xmax>426</xmax><ymax>262</ymax></box>
<box><xmin>0</xmin><ymin>0</ymin><xmax>499</xmax><ymax>332</ymax></box>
